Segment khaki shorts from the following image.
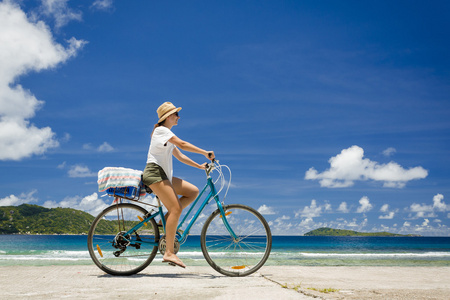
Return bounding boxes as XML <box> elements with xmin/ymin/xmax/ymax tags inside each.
<box><xmin>142</xmin><ymin>163</ymin><xmax>168</xmax><ymax>186</ymax></box>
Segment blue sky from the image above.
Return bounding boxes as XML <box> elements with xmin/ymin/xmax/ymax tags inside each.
<box><xmin>1</xmin><ymin>0</ymin><xmax>449</xmax><ymax>236</ymax></box>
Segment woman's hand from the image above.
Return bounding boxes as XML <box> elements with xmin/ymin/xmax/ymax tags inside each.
<box><xmin>205</xmin><ymin>151</ymin><xmax>215</xmax><ymax>160</ymax></box>
<box><xmin>199</xmin><ymin>162</ymin><xmax>208</xmax><ymax>170</ymax></box>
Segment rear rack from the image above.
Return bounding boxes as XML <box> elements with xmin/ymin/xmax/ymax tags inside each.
<box><xmin>106</xmin><ymin>180</ymin><xmax>158</xmax><ymax>209</ymax></box>
<box><xmin>106</xmin><ymin>185</ymin><xmax>143</xmax><ymax>201</ymax></box>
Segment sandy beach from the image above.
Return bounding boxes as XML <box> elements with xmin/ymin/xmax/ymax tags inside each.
<box><xmin>1</xmin><ymin>265</ymin><xmax>449</xmax><ymax>299</ymax></box>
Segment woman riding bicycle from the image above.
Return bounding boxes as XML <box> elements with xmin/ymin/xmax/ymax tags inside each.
<box><xmin>142</xmin><ymin>102</ymin><xmax>214</xmax><ymax>268</ymax></box>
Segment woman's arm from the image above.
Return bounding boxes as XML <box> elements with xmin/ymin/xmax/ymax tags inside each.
<box><xmin>172</xmin><ymin>147</ymin><xmax>206</xmax><ymax>169</ymax></box>
<box><xmin>169</xmin><ymin>135</ymin><xmax>214</xmax><ymax>161</ymax></box>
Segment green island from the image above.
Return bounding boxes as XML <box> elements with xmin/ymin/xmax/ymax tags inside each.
<box><xmin>0</xmin><ymin>204</ymin><xmax>96</xmax><ymax>234</ymax></box>
<box><xmin>304</xmin><ymin>227</ymin><xmax>420</xmax><ymax>237</ymax></box>
<box><xmin>1</xmin><ymin>204</ymin><xmax>156</xmax><ymax>235</ymax></box>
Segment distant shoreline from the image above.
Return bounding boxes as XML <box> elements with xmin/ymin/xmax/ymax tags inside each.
<box><xmin>304</xmin><ymin>227</ymin><xmax>421</xmax><ymax>237</ymax></box>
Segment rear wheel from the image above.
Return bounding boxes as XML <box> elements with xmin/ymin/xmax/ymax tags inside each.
<box><xmin>87</xmin><ymin>203</ymin><xmax>160</xmax><ymax>276</ymax></box>
<box><xmin>200</xmin><ymin>204</ymin><xmax>272</xmax><ymax>276</ymax></box>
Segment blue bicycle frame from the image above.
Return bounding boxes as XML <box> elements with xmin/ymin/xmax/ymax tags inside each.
<box><xmin>122</xmin><ymin>172</ymin><xmax>238</xmax><ymax>247</ymax></box>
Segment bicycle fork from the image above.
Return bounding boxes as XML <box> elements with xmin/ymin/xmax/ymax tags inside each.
<box><xmin>216</xmin><ymin>201</ymin><xmax>239</xmax><ymax>241</ymax></box>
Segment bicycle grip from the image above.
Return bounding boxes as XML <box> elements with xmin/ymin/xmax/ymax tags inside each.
<box><xmin>208</xmin><ymin>152</ymin><xmax>215</xmax><ymax>162</ymax></box>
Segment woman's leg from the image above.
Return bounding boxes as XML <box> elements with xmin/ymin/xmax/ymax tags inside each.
<box><xmin>149</xmin><ymin>179</ymin><xmax>185</xmax><ymax>267</ymax></box>
<box><xmin>164</xmin><ymin>177</ymin><xmax>199</xmax><ymax>221</ymax></box>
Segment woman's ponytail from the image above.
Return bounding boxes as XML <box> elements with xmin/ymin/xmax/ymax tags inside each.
<box><xmin>151</xmin><ymin>121</ymin><xmax>164</xmax><ymax>137</ymax></box>
<box><xmin>151</xmin><ymin>123</ymin><xmax>159</xmax><ymax>137</ymax></box>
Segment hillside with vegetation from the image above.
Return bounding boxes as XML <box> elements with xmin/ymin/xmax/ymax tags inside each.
<box><xmin>0</xmin><ymin>204</ymin><xmax>96</xmax><ymax>234</ymax></box>
<box><xmin>0</xmin><ymin>204</ymin><xmax>153</xmax><ymax>235</ymax></box>
<box><xmin>304</xmin><ymin>227</ymin><xmax>419</xmax><ymax>237</ymax></box>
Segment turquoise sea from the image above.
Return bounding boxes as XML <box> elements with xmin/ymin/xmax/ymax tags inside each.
<box><xmin>1</xmin><ymin>235</ymin><xmax>449</xmax><ymax>267</ymax></box>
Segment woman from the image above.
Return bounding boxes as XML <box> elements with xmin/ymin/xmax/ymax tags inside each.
<box><xmin>142</xmin><ymin>102</ymin><xmax>214</xmax><ymax>268</ymax></box>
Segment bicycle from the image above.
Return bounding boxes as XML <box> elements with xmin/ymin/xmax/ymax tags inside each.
<box><xmin>87</xmin><ymin>159</ymin><xmax>272</xmax><ymax>277</ymax></box>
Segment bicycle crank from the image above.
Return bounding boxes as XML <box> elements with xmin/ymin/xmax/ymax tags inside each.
<box><xmin>158</xmin><ymin>235</ymin><xmax>180</xmax><ymax>255</ymax></box>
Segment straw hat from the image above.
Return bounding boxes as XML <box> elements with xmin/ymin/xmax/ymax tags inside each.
<box><xmin>157</xmin><ymin>102</ymin><xmax>182</xmax><ymax>123</ymax></box>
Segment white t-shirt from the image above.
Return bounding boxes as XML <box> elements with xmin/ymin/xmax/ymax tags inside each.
<box><xmin>146</xmin><ymin>126</ymin><xmax>176</xmax><ymax>182</ymax></box>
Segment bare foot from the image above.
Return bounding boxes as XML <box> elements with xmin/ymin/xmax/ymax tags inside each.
<box><xmin>162</xmin><ymin>254</ymin><xmax>186</xmax><ymax>268</ymax></box>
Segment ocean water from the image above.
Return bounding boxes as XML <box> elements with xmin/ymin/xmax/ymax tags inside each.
<box><xmin>0</xmin><ymin>235</ymin><xmax>449</xmax><ymax>267</ymax></box>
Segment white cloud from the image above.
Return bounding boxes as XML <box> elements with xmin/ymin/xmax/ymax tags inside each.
<box><xmin>341</xmin><ymin>217</ymin><xmax>368</xmax><ymax>230</ymax></box>
<box><xmin>380</xmin><ymin>204</ymin><xmax>389</xmax><ymax>212</ymax></box>
<box><xmin>337</xmin><ymin>202</ymin><xmax>349</xmax><ymax>213</ymax></box>
<box><xmin>0</xmin><ymin>190</ymin><xmax>38</xmax><ymax>206</ymax></box>
<box><xmin>346</xmin><ymin>220</ymin><xmax>358</xmax><ymax>227</ymax></box>
<box><xmin>379</xmin><ymin>211</ymin><xmax>395</xmax><ymax>219</ymax></box>
<box><xmin>257</xmin><ymin>204</ymin><xmax>276</xmax><ymax>215</ymax></box>
<box><xmin>305</xmin><ymin>145</ymin><xmax>428</xmax><ymax>188</ymax></box>
<box><xmin>295</xmin><ymin>199</ymin><xmax>329</xmax><ymax>219</ymax></box>
<box><xmin>62</xmin><ymin>132</ymin><xmax>71</xmax><ymax>142</ymax></box>
<box><xmin>0</xmin><ymin>119</ymin><xmax>59</xmax><ymax>160</ymax></box>
<box><xmin>382</xmin><ymin>147</ymin><xmax>396</xmax><ymax>157</ymax></box>
<box><xmin>0</xmin><ymin>1</ymin><xmax>86</xmax><ymax>160</ymax></box>
<box><xmin>68</xmin><ymin>164</ymin><xmax>96</xmax><ymax>178</ymax></box>
<box><xmin>410</xmin><ymin>203</ymin><xmax>435</xmax><ymax>218</ymax></box>
<box><xmin>83</xmin><ymin>142</ymin><xmax>114</xmax><ymax>152</ymax></box>
<box><xmin>59</xmin><ymin>162</ymin><xmax>96</xmax><ymax>178</ymax></box>
<box><xmin>356</xmin><ymin>196</ymin><xmax>373</xmax><ymax>213</ymax></box>
<box><xmin>409</xmin><ymin>194</ymin><xmax>448</xmax><ymax>219</ymax></box>
<box><xmin>98</xmin><ymin>142</ymin><xmax>114</xmax><ymax>152</ymax></box>
<box><xmin>432</xmin><ymin>194</ymin><xmax>447</xmax><ymax>212</ymax></box>
<box><xmin>299</xmin><ymin>217</ymin><xmax>314</xmax><ymax>227</ymax></box>
<box><xmin>38</xmin><ymin>0</ymin><xmax>82</xmax><ymax>29</ymax></box>
<box><xmin>379</xmin><ymin>204</ymin><xmax>396</xmax><ymax>219</ymax></box>
<box><xmin>43</xmin><ymin>192</ymin><xmax>108</xmax><ymax>216</ymax></box>
<box><xmin>407</xmin><ymin>218</ymin><xmax>450</xmax><ymax>235</ymax></box>
<box><xmin>91</xmin><ymin>0</ymin><xmax>114</xmax><ymax>11</ymax></box>
<box><xmin>270</xmin><ymin>215</ymin><xmax>293</xmax><ymax>235</ymax></box>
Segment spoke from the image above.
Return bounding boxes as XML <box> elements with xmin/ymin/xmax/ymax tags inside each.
<box><xmin>205</xmin><ymin>237</ymin><xmax>233</xmax><ymax>249</ymax></box>
<box><xmin>236</xmin><ymin>226</ymin><xmax>265</xmax><ymax>241</ymax></box>
<box><xmin>240</xmin><ymin>240</ymin><xmax>266</xmax><ymax>249</ymax></box>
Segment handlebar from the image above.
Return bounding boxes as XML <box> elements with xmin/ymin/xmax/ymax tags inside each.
<box><xmin>205</xmin><ymin>152</ymin><xmax>215</xmax><ymax>176</ymax></box>
<box><xmin>205</xmin><ymin>160</ymin><xmax>216</xmax><ymax>176</ymax></box>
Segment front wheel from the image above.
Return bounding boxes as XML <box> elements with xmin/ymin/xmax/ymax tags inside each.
<box><xmin>87</xmin><ymin>203</ymin><xmax>160</xmax><ymax>276</ymax></box>
<box><xmin>200</xmin><ymin>204</ymin><xmax>272</xmax><ymax>276</ymax></box>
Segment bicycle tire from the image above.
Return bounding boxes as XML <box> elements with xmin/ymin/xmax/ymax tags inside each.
<box><xmin>200</xmin><ymin>204</ymin><xmax>272</xmax><ymax>277</ymax></box>
<box><xmin>87</xmin><ymin>203</ymin><xmax>160</xmax><ymax>276</ymax></box>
